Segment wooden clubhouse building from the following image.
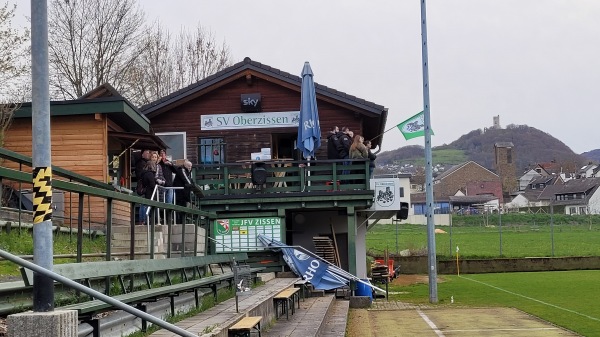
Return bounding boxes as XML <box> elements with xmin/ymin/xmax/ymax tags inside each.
<box><xmin>2</xmin><ymin>57</ymin><xmax>391</xmax><ymax>278</ymax></box>
<box><xmin>142</xmin><ymin>57</ymin><xmax>390</xmax><ymax>277</ymax></box>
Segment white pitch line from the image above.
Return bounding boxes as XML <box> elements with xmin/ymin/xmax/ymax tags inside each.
<box><xmin>460</xmin><ymin>275</ymin><xmax>600</xmax><ymax>322</ymax></box>
<box><xmin>417</xmin><ymin>309</ymin><xmax>446</xmax><ymax>337</ymax></box>
<box><xmin>444</xmin><ymin>328</ymin><xmax>558</xmax><ymax>332</ymax></box>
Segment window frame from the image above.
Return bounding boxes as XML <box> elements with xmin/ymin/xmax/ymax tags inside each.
<box><xmin>155</xmin><ymin>132</ymin><xmax>187</xmax><ymax>161</ymax></box>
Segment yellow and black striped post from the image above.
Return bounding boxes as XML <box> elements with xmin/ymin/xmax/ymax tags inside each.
<box><xmin>33</xmin><ymin>167</ymin><xmax>53</xmax><ymax>223</ymax></box>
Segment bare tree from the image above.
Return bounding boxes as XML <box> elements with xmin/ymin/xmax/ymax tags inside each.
<box><xmin>47</xmin><ymin>0</ymin><xmax>232</xmax><ymax>105</ymax></box>
<box><xmin>120</xmin><ymin>22</ymin><xmax>176</xmax><ymax>105</ymax></box>
<box><xmin>0</xmin><ymin>2</ymin><xmax>29</xmax><ymax>146</ymax></box>
<box><xmin>124</xmin><ymin>22</ymin><xmax>232</xmax><ymax>107</ymax></box>
<box><xmin>173</xmin><ymin>25</ymin><xmax>231</xmax><ymax>88</ymax></box>
<box><xmin>48</xmin><ymin>0</ymin><xmax>146</xmax><ymax>99</ymax></box>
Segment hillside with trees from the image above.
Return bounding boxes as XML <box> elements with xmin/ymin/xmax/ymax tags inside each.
<box><xmin>581</xmin><ymin>149</ymin><xmax>600</xmax><ymax>163</ymax></box>
<box><xmin>377</xmin><ymin>124</ymin><xmax>590</xmax><ymax>173</ymax></box>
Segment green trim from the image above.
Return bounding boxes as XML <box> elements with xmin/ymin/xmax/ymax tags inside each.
<box><xmin>0</xmin><ymin>147</ymin><xmax>112</xmax><ymax>190</ymax></box>
<box><xmin>347</xmin><ymin>206</ymin><xmax>357</xmax><ymax>275</ymax></box>
<box><xmin>14</xmin><ymin>99</ymin><xmax>150</xmax><ymax>132</ymax></box>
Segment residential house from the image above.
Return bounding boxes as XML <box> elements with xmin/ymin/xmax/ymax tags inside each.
<box><xmin>577</xmin><ymin>164</ymin><xmax>599</xmax><ymax>179</ymax></box>
<box><xmin>537</xmin><ymin>178</ymin><xmax>600</xmax><ymax>214</ymax></box>
<box><xmin>506</xmin><ymin>176</ymin><xmax>561</xmax><ymax>210</ymax></box>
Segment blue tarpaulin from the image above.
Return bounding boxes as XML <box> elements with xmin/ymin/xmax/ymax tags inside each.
<box><xmin>257</xmin><ymin>235</ymin><xmax>385</xmax><ymax>293</ymax></box>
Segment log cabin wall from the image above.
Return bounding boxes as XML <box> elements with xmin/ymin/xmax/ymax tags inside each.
<box><xmin>4</xmin><ymin>114</ymin><xmax>131</xmax><ymax>229</ymax></box>
<box><xmin>149</xmin><ymin>75</ymin><xmax>363</xmax><ymax>163</ymax></box>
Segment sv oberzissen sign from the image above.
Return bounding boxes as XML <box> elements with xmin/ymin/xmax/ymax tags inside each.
<box><xmin>201</xmin><ymin>111</ymin><xmax>300</xmax><ymax>130</ymax></box>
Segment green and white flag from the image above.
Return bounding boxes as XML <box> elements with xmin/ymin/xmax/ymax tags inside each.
<box><xmin>396</xmin><ymin>111</ymin><xmax>433</xmax><ymax>140</ymax></box>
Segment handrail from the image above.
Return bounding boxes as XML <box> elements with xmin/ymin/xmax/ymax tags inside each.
<box><xmin>0</xmin><ymin>147</ymin><xmax>114</xmax><ymax>190</ymax></box>
<box><xmin>0</xmin><ymin>248</ymin><xmax>197</xmax><ymax>337</ymax></box>
<box><xmin>0</xmin><ymin>165</ymin><xmax>213</xmax><ymax>216</ymax></box>
<box><xmin>194</xmin><ymin>158</ymin><xmax>371</xmax><ymax>196</ymax></box>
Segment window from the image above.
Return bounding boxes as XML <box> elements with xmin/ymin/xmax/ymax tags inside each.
<box><xmin>569</xmin><ymin>207</ymin><xmax>576</xmax><ymax>215</ymax></box>
<box><xmin>506</xmin><ymin>148</ymin><xmax>512</xmax><ymax>164</ymax></box>
<box><xmin>399</xmin><ymin>187</ymin><xmax>404</xmax><ymax>198</ymax></box>
<box><xmin>156</xmin><ymin>132</ymin><xmax>186</xmax><ymax>161</ymax></box>
<box><xmin>579</xmin><ymin>207</ymin><xmax>587</xmax><ymax>215</ymax></box>
<box><xmin>198</xmin><ymin>138</ymin><xmax>225</xmax><ymax>164</ymax></box>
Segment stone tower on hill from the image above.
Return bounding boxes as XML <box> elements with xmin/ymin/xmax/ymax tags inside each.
<box><xmin>494</xmin><ymin>142</ymin><xmax>517</xmax><ymax>195</ymax></box>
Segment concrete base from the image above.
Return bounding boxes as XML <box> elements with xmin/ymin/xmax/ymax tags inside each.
<box><xmin>8</xmin><ymin>310</ymin><xmax>77</xmax><ymax>337</ymax></box>
<box><xmin>256</xmin><ymin>272</ymin><xmax>276</xmax><ymax>282</ymax></box>
<box><xmin>348</xmin><ymin>296</ymin><xmax>372</xmax><ymax>308</ymax></box>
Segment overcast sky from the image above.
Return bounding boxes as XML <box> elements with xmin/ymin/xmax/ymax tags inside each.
<box><xmin>10</xmin><ymin>1</ymin><xmax>600</xmax><ymax>154</ymax></box>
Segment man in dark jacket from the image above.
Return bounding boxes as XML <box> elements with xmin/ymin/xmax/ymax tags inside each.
<box><xmin>327</xmin><ymin>126</ymin><xmax>342</xmax><ymax>159</ymax></box>
<box><xmin>338</xmin><ymin>127</ymin><xmax>353</xmax><ymax>175</ymax></box>
<box><xmin>337</xmin><ymin>127</ymin><xmax>353</xmax><ymax>160</ymax></box>
<box><xmin>173</xmin><ymin>160</ymin><xmax>193</xmax><ymax>223</ymax></box>
<box><xmin>135</xmin><ymin>149</ymin><xmax>151</xmax><ymax>225</ymax></box>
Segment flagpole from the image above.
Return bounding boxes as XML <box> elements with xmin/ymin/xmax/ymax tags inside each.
<box><xmin>368</xmin><ymin>125</ymin><xmax>401</xmax><ymax>143</ymax></box>
<box><xmin>420</xmin><ymin>0</ymin><xmax>438</xmax><ymax>303</ymax></box>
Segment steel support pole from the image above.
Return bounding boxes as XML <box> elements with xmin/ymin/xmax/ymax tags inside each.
<box><xmin>31</xmin><ymin>0</ymin><xmax>54</xmax><ymax>312</ymax></box>
<box><xmin>346</xmin><ymin>207</ymin><xmax>357</xmax><ymax>276</ymax></box>
<box><xmin>420</xmin><ymin>0</ymin><xmax>438</xmax><ymax>303</ymax></box>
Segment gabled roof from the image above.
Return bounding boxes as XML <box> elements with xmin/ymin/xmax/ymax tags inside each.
<box><xmin>529</xmin><ymin>175</ymin><xmax>556</xmax><ymax>187</ymax></box>
<box><xmin>140</xmin><ymin>57</ymin><xmax>387</xmax><ymax>119</ymax></box>
<box><xmin>514</xmin><ymin>189</ymin><xmax>543</xmax><ymax>202</ymax></box>
<box><xmin>435</xmin><ymin>161</ymin><xmax>498</xmax><ymax>181</ymax></box>
<box><xmin>578</xmin><ymin>164</ymin><xmax>599</xmax><ymax>174</ymax></box>
<box><xmin>538</xmin><ymin>178</ymin><xmax>600</xmax><ymax>201</ymax></box>
<box><xmin>537</xmin><ymin>161</ymin><xmax>563</xmax><ymax>175</ymax></box>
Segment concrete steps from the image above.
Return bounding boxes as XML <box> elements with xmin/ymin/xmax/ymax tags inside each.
<box><xmin>262</xmin><ymin>293</ymin><xmax>350</xmax><ymax>337</ymax></box>
<box><xmin>110</xmin><ymin>224</ymin><xmax>206</xmax><ymax>258</ymax></box>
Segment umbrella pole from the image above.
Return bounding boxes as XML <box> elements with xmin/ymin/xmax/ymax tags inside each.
<box><xmin>307</xmin><ymin>157</ymin><xmax>311</xmax><ymax>187</ymax></box>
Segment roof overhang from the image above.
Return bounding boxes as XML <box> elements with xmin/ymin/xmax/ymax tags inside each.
<box><xmin>108</xmin><ymin>131</ymin><xmax>168</xmax><ymax>151</ymax></box>
<box><xmin>15</xmin><ymin>97</ymin><xmax>150</xmax><ymax>133</ymax></box>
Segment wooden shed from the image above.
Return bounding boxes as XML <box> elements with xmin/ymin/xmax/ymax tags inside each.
<box><xmin>4</xmin><ymin>84</ymin><xmax>166</xmax><ymax>228</ymax></box>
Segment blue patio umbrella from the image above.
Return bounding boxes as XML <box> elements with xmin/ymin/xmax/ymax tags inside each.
<box><xmin>297</xmin><ymin>62</ymin><xmax>321</xmax><ymax>159</ymax></box>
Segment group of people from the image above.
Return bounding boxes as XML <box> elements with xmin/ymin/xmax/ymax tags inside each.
<box><xmin>326</xmin><ymin>126</ymin><xmax>376</xmax><ymax>178</ymax></box>
<box><xmin>135</xmin><ymin>149</ymin><xmax>194</xmax><ymax>225</ymax></box>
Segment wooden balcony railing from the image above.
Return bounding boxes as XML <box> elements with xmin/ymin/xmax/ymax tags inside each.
<box><xmin>194</xmin><ymin>159</ymin><xmax>371</xmax><ymax>197</ymax></box>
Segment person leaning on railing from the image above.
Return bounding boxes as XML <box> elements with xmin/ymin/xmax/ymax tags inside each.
<box><xmin>364</xmin><ymin>140</ymin><xmax>377</xmax><ymax>179</ymax></box>
<box><xmin>173</xmin><ymin>160</ymin><xmax>193</xmax><ymax>223</ymax></box>
<box><xmin>138</xmin><ymin>158</ymin><xmax>157</xmax><ymax>225</ymax></box>
<box><xmin>159</xmin><ymin>149</ymin><xmax>175</xmax><ymax>204</ymax></box>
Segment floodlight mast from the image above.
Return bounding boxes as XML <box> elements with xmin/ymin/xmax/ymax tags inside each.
<box><xmin>420</xmin><ymin>0</ymin><xmax>438</xmax><ymax>303</ymax></box>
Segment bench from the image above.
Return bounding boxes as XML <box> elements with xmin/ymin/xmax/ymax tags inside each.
<box><xmin>20</xmin><ymin>253</ymin><xmax>263</xmax><ymax>336</ymax></box>
<box><xmin>273</xmin><ymin>287</ymin><xmax>300</xmax><ymax>320</ymax></box>
<box><xmin>294</xmin><ymin>279</ymin><xmax>309</xmax><ymax>301</ymax></box>
<box><xmin>228</xmin><ymin>316</ymin><xmax>262</xmax><ymax>337</ymax></box>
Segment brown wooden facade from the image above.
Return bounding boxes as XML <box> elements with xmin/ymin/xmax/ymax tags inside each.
<box><xmin>4</xmin><ymin>85</ymin><xmax>165</xmax><ymax>228</ymax></box>
<box><xmin>143</xmin><ymin>57</ymin><xmax>387</xmax><ymax>164</ymax></box>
